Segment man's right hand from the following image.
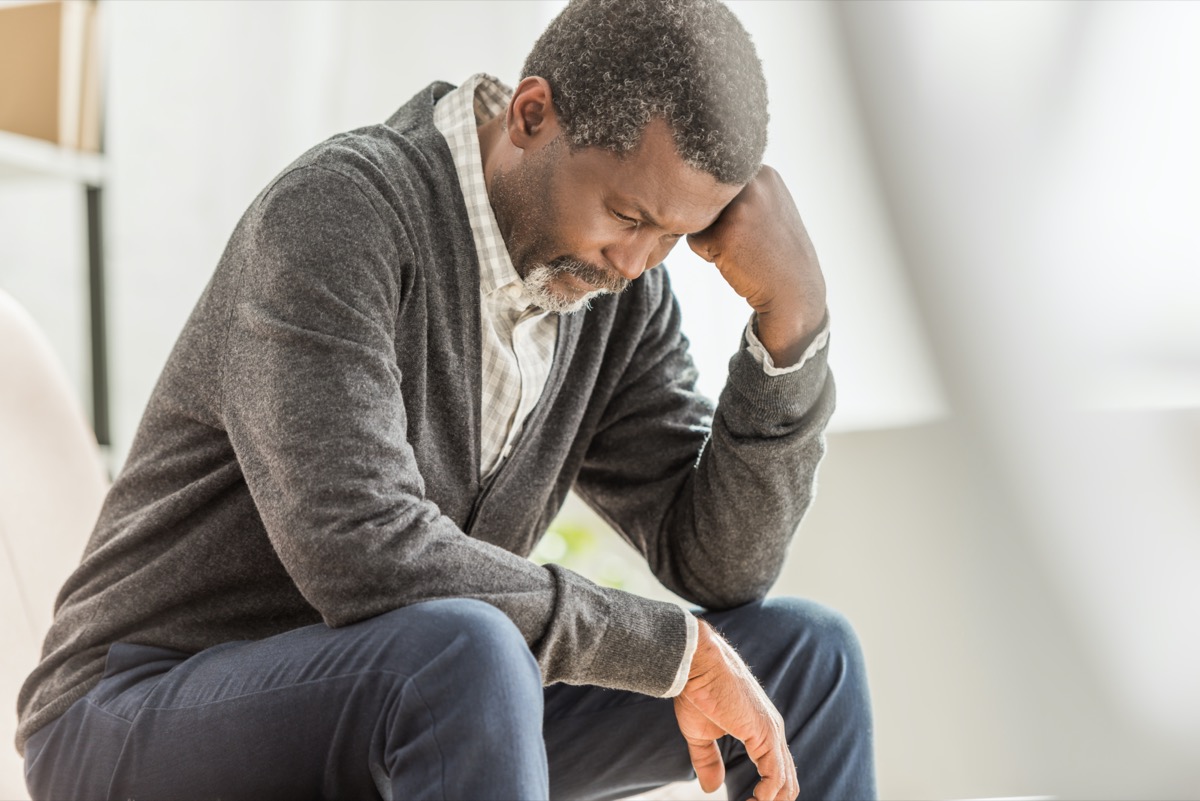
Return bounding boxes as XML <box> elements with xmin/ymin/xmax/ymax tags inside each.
<box><xmin>674</xmin><ymin>619</ymin><xmax>799</xmax><ymax>801</ymax></box>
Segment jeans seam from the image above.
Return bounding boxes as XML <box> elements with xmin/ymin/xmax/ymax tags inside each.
<box><xmin>136</xmin><ymin>668</ymin><xmax>414</xmax><ymax>712</ymax></box>
<box><xmin>407</xmin><ymin>676</ymin><xmax>449</xmax><ymax>801</ymax></box>
<box><xmin>22</xmin><ymin>721</ymin><xmax>60</xmax><ymax>783</ymax></box>
<box><xmin>104</xmin><ymin>703</ymin><xmax>145</xmax><ymax>801</ymax></box>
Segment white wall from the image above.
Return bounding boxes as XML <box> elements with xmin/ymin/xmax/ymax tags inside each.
<box><xmin>88</xmin><ymin>0</ymin><xmax>942</xmax><ymax>469</ymax></box>
<box><xmin>101</xmin><ymin>0</ymin><xmax>552</xmax><ymax>468</ymax></box>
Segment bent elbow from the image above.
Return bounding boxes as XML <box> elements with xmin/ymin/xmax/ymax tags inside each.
<box><xmin>685</xmin><ymin>565</ymin><xmax>779</xmax><ymax>612</ymax></box>
<box><xmin>701</xmin><ymin>583</ymin><xmax>772</xmax><ymax>612</ymax></box>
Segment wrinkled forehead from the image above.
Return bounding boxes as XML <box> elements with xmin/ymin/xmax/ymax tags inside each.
<box><xmin>563</xmin><ymin>118</ymin><xmax>743</xmax><ymax>234</ymax></box>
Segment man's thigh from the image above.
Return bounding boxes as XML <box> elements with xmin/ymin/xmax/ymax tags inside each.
<box><xmin>25</xmin><ymin>598</ymin><xmax>543</xmax><ymax>801</ymax></box>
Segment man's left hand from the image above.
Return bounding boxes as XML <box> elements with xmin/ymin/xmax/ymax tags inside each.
<box><xmin>687</xmin><ymin>165</ymin><xmax>826</xmax><ymax>367</ymax></box>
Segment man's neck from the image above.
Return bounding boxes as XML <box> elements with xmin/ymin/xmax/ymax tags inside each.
<box><xmin>477</xmin><ymin>114</ymin><xmax>506</xmax><ymax>195</ymax></box>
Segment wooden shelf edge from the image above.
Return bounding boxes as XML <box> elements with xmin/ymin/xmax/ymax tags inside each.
<box><xmin>0</xmin><ymin>129</ymin><xmax>105</xmax><ymax>186</ymax></box>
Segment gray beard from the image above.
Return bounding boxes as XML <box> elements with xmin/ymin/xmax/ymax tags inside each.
<box><xmin>521</xmin><ymin>261</ymin><xmax>626</xmax><ymax>314</ymax></box>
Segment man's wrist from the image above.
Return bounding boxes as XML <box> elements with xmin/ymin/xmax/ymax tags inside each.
<box><xmin>753</xmin><ymin>304</ymin><xmax>828</xmax><ymax>367</ymax></box>
<box><xmin>746</xmin><ymin>311</ymin><xmax>830</xmax><ymax>375</ymax></box>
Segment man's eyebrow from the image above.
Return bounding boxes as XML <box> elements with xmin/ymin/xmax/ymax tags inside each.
<box><xmin>628</xmin><ymin>202</ymin><xmax>696</xmax><ymax>237</ymax></box>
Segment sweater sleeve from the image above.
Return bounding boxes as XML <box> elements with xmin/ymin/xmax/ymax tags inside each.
<box><xmin>219</xmin><ymin>165</ymin><xmax>689</xmax><ymax>696</ymax></box>
<box><xmin>575</xmin><ymin>267</ymin><xmax>835</xmax><ymax>611</ymax></box>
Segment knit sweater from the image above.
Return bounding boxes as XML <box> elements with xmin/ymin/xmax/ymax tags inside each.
<box><xmin>16</xmin><ymin>82</ymin><xmax>835</xmax><ymax>752</ymax></box>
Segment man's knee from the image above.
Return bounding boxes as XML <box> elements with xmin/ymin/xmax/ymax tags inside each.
<box><xmin>713</xmin><ymin>596</ymin><xmax>868</xmax><ymax>695</ymax></box>
<box><xmin>754</xmin><ymin>598</ymin><xmax>871</xmax><ymax>726</ymax></box>
<box><xmin>768</xmin><ymin>597</ymin><xmax>864</xmax><ymax>668</ymax></box>
<box><xmin>379</xmin><ymin>598</ymin><xmax>541</xmax><ymax>690</ymax></box>
<box><xmin>428</xmin><ymin>597</ymin><xmax>538</xmax><ymax>664</ymax></box>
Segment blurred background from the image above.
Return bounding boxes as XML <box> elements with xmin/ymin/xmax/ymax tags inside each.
<box><xmin>1</xmin><ymin>0</ymin><xmax>1198</xmax><ymax>798</ymax></box>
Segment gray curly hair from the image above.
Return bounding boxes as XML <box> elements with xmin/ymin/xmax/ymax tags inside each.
<box><xmin>521</xmin><ymin>0</ymin><xmax>768</xmax><ymax>186</ymax></box>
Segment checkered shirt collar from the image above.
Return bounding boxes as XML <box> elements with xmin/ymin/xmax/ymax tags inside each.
<box><xmin>433</xmin><ymin>74</ymin><xmax>534</xmax><ymax>310</ymax></box>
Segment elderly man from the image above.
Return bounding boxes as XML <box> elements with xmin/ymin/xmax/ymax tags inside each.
<box><xmin>18</xmin><ymin>1</ymin><xmax>874</xmax><ymax>798</ymax></box>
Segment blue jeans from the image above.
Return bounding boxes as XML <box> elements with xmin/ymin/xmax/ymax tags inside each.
<box><xmin>23</xmin><ymin>597</ymin><xmax>875</xmax><ymax>800</ymax></box>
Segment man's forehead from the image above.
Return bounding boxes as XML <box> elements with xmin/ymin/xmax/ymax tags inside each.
<box><xmin>614</xmin><ymin>194</ymin><xmax>729</xmax><ymax>237</ymax></box>
<box><xmin>567</xmin><ymin>120</ymin><xmax>741</xmax><ymax>231</ymax></box>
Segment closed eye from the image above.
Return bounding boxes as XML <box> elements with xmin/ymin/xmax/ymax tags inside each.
<box><xmin>613</xmin><ymin>209</ymin><xmax>682</xmax><ymax>240</ymax></box>
<box><xmin>612</xmin><ymin>210</ymin><xmax>641</xmax><ymax>228</ymax></box>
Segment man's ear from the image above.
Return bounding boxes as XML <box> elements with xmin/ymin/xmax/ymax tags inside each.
<box><xmin>506</xmin><ymin>76</ymin><xmax>562</xmax><ymax>150</ymax></box>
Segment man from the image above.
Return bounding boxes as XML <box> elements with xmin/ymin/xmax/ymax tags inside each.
<box><xmin>18</xmin><ymin>0</ymin><xmax>874</xmax><ymax>798</ymax></box>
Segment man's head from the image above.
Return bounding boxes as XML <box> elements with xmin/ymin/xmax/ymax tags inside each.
<box><xmin>523</xmin><ymin>0</ymin><xmax>769</xmax><ymax>186</ymax></box>
<box><xmin>485</xmin><ymin>0</ymin><xmax>769</xmax><ymax>313</ymax></box>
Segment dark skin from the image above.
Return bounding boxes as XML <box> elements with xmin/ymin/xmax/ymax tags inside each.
<box><xmin>480</xmin><ymin>77</ymin><xmax>826</xmax><ymax>801</ymax></box>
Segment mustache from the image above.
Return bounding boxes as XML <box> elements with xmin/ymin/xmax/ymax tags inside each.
<box><xmin>543</xmin><ymin>257</ymin><xmax>630</xmax><ymax>294</ymax></box>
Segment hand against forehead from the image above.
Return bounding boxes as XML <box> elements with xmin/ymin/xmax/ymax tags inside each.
<box><xmin>688</xmin><ymin>166</ymin><xmax>827</xmax><ymax>365</ymax></box>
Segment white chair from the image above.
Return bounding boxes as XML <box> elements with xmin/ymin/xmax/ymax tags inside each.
<box><xmin>0</xmin><ymin>288</ymin><xmax>108</xmax><ymax>800</ymax></box>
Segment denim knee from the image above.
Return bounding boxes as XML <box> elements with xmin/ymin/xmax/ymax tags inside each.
<box><xmin>763</xmin><ymin>597</ymin><xmax>871</xmax><ymax>727</ymax></box>
<box><xmin>399</xmin><ymin>598</ymin><xmax>542</xmax><ymax>689</ymax></box>
<box><xmin>772</xmin><ymin>596</ymin><xmax>862</xmax><ymax>655</ymax></box>
<box><xmin>713</xmin><ymin>596</ymin><xmax>868</xmax><ymax>696</ymax></box>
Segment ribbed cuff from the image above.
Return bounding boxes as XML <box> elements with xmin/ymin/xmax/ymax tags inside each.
<box><xmin>721</xmin><ymin>325</ymin><xmax>834</xmax><ymax>438</ymax></box>
<box><xmin>585</xmin><ymin>591</ymin><xmax>692</xmax><ymax>697</ymax></box>
<box><xmin>743</xmin><ymin>314</ymin><xmax>831</xmax><ymax>376</ymax></box>
<box><xmin>663</xmin><ymin>613</ymin><xmax>698</xmax><ymax>697</ymax></box>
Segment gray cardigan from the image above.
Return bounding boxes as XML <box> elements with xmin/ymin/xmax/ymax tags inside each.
<box><xmin>17</xmin><ymin>82</ymin><xmax>835</xmax><ymax>752</ymax></box>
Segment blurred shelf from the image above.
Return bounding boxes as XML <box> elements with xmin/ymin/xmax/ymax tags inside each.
<box><xmin>0</xmin><ymin>129</ymin><xmax>104</xmax><ymax>186</ymax></box>
<box><xmin>0</xmin><ymin>127</ymin><xmax>110</xmax><ymax>446</ymax></box>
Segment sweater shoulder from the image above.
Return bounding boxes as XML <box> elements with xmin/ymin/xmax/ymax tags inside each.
<box><xmin>249</xmin><ymin>81</ymin><xmax>462</xmax><ymax>246</ymax></box>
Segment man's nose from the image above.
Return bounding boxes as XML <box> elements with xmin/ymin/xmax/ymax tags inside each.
<box><xmin>603</xmin><ymin>234</ymin><xmax>659</xmax><ymax>282</ymax></box>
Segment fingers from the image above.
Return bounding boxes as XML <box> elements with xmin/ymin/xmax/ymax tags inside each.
<box><xmin>768</xmin><ymin>713</ymin><xmax>798</xmax><ymax>801</ymax></box>
<box><xmin>747</xmin><ymin>734</ymin><xmax>796</xmax><ymax>801</ymax></box>
<box><xmin>686</xmin><ymin>737</ymin><xmax>726</xmax><ymax>794</ymax></box>
<box><xmin>743</xmin><ymin>711</ymin><xmax>798</xmax><ymax>801</ymax></box>
<box><xmin>675</xmin><ymin>694</ymin><xmax>728</xmax><ymax>792</ymax></box>
<box><xmin>779</xmin><ymin>736</ymin><xmax>799</xmax><ymax>801</ymax></box>
<box><xmin>686</xmin><ymin>231</ymin><xmax>716</xmax><ymax>263</ymax></box>
<box><xmin>681</xmin><ymin>623</ymin><xmax>798</xmax><ymax>800</ymax></box>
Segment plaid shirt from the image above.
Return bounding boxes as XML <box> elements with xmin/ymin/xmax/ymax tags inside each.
<box><xmin>434</xmin><ymin>75</ymin><xmax>558</xmax><ymax>480</ymax></box>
